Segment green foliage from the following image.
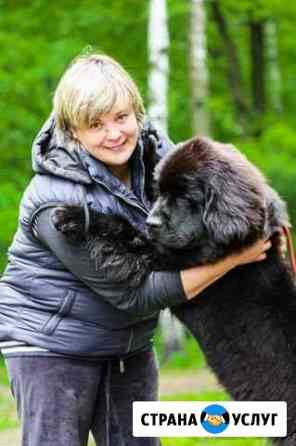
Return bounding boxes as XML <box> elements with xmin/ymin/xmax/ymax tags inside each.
<box><xmin>0</xmin><ymin>358</ymin><xmax>18</xmax><ymax>431</ymax></box>
<box><xmin>208</xmin><ymin>96</ymin><xmax>243</xmax><ymax>139</ymax></box>
<box><xmin>0</xmin><ymin>357</ymin><xmax>9</xmax><ymax>386</ymax></box>
<box><xmin>156</xmin><ymin>330</ymin><xmax>206</xmax><ymax>370</ymax></box>
<box><xmin>0</xmin><ymin>0</ymin><xmax>148</xmax><ymax>273</ymax></box>
<box><xmin>237</xmin><ymin>128</ymin><xmax>296</xmax><ymax>227</ymax></box>
<box><xmin>260</xmin><ymin>122</ymin><xmax>296</xmax><ymax>159</ymax></box>
<box><xmin>1</xmin><ymin>1</ymin><xmax>296</xmax><ymax>279</ymax></box>
<box><xmin>0</xmin><ymin>182</ymin><xmax>22</xmax><ymax>272</ymax></box>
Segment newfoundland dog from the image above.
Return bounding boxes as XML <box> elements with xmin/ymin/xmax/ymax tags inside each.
<box><xmin>53</xmin><ymin>137</ymin><xmax>296</xmax><ymax>445</ymax></box>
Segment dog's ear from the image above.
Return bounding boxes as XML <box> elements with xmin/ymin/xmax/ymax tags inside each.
<box><xmin>202</xmin><ymin>183</ymin><xmax>264</xmax><ymax>245</ymax></box>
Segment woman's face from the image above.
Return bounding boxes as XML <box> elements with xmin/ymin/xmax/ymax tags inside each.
<box><xmin>73</xmin><ymin>103</ymin><xmax>139</xmax><ymax>169</ymax></box>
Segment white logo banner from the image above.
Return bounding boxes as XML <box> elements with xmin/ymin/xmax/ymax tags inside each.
<box><xmin>133</xmin><ymin>401</ymin><xmax>287</xmax><ymax>437</ymax></box>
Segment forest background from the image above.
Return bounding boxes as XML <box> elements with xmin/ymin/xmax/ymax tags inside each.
<box><xmin>1</xmin><ymin>0</ymin><xmax>296</xmax><ymax>272</ymax></box>
<box><xmin>0</xmin><ymin>1</ymin><xmax>295</xmax><ymax>444</ymax></box>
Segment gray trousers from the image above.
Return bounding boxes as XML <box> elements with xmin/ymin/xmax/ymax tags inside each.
<box><xmin>5</xmin><ymin>350</ymin><xmax>160</xmax><ymax>446</ymax></box>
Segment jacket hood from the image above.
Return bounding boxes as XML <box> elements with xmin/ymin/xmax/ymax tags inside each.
<box><xmin>31</xmin><ymin>114</ymin><xmax>162</xmax><ymax>191</ymax></box>
<box><xmin>32</xmin><ymin>113</ymin><xmax>93</xmax><ymax>185</ymax></box>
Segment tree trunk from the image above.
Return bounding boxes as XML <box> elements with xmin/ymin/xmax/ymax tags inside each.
<box><xmin>190</xmin><ymin>0</ymin><xmax>210</xmax><ymax>136</ymax></box>
<box><xmin>148</xmin><ymin>0</ymin><xmax>185</xmax><ymax>359</ymax></box>
<box><xmin>210</xmin><ymin>0</ymin><xmax>249</xmax><ymax>128</ymax></box>
<box><xmin>147</xmin><ymin>0</ymin><xmax>169</xmax><ymax>133</ymax></box>
<box><xmin>265</xmin><ymin>21</ymin><xmax>282</xmax><ymax>113</ymax></box>
<box><xmin>250</xmin><ymin>20</ymin><xmax>266</xmax><ymax>117</ymax></box>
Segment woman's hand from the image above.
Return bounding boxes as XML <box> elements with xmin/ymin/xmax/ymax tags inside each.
<box><xmin>181</xmin><ymin>238</ymin><xmax>272</xmax><ymax>300</ymax></box>
<box><xmin>276</xmin><ymin>228</ymin><xmax>288</xmax><ymax>258</ymax></box>
<box><xmin>230</xmin><ymin>238</ymin><xmax>272</xmax><ymax>268</ymax></box>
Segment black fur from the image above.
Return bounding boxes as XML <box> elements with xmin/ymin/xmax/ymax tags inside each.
<box><xmin>53</xmin><ymin>137</ymin><xmax>296</xmax><ymax>445</ymax></box>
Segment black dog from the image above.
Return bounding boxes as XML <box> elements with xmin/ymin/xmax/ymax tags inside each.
<box><xmin>53</xmin><ymin>137</ymin><xmax>296</xmax><ymax>445</ymax></box>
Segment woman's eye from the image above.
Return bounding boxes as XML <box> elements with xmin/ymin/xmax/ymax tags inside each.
<box><xmin>91</xmin><ymin>122</ymin><xmax>103</xmax><ymax>130</ymax></box>
<box><xmin>117</xmin><ymin>113</ymin><xmax>128</xmax><ymax>122</ymax></box>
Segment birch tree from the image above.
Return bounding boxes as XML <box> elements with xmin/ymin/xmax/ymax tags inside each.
<box><xmin>148</xmin><ymin>0</ymin><xmax>184</xmax><ymax>359</ymax></box>
<box><xmin>266</xmin><ymin>21</ymin><xmax>282</xmax><ymax>113</ymax></box>
<box><xmin>190</xmin><ymin>0</ymin><xmax>210</xmax><ymax>136</ymax></box>
<box><xmin>147</xmin><ymin>0</ymin><xmax>169</xmax><ymax>133</ymax></box>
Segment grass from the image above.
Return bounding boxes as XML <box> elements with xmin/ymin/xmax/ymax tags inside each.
<box><xmin>0</xmin><ymin>348</ymin><xmax>274</xmax><ymax>445</ymax></box>
<box><xmin>155</xmin><ymin>330</ymin><xmax>206</xmax><ymax>371</ymax></box>
<box><xmin>0</xmin><ymin>358</ymin><xmax>18</xmax><ymax>431</ymax></box>
<box><xmin>0</xmin><ymin>393</ymin><xmax>18</xmax><ymax>431</ymax></box>
<box><xmin>161</xmin><ymin>391</ymin><xmax>272</xmax><ymax>446</ymax></box>
<box><xmin>0</xmin><ymin>377</ymin><xmax>271</xmax><ymax>445</ymax></box>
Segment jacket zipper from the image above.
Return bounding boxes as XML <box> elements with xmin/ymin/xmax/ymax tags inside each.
<box><xmin>126</xmin><ymin>327</ymin><xmax>134</xmax><ymax>353</ymax></box>
<box><xmin>92</xmin><ymin>180</ymin><xmax>149</xmax><ymax>216</ymax></box>
<box><xmin>91</xmin><ymin>179</ymin><xmax>144</xmax><ymax>357</ymax></box>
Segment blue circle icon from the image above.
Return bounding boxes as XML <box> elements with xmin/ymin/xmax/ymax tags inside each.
<box><xmin>200</xmin><ymin>404</ymin><xmax>230</xmax><ymax>434</ymax></box>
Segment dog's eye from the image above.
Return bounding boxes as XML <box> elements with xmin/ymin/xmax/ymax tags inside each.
<box><xmin>161</xmin><ymin>207</ymin><xmax>171</xmax><ymax>221</ymax></box>
<box><xmin>188</xmin><ymin>198</ymin><xmax>200</xmax><ymax>210</ymax></box>
<box><xmin>177</xmin><ymin>196</ymin><xmax>194</xmax><ymax>208</ymax></box>
<box><xmin>185</xmin><ymin>193</ymin><xmax>204</xmax><ymax>210</ymax></box>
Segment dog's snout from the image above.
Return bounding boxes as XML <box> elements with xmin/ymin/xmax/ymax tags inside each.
<box><xmin>146</xmin><ymin>215</ymin><xmax>162</xmax><ymax>229</ymax></box>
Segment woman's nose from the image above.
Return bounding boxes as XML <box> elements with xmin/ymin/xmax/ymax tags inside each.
<box><xmin>105</xmin><ymin>126</ymin><xmax>121</xmax><ymax>140</ymax></box>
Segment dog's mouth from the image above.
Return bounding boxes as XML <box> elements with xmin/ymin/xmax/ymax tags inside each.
<box><xmin>147</xmin><ymin>229</ymin><xmax>197</xmax><ymax>251</ymax></box>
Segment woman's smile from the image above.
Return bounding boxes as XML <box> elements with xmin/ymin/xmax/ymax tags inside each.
<box><xmin>72</xmin><ymin>104</ymin><xmax>139</xmax><ymax>168</ymax></box>
<box><xmin>104</xmin><ymin>139</ymin><xmax>127</xmax><ymax>151</ymax></box>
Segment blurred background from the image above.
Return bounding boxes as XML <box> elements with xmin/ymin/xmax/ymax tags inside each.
<box><xmin>1</xmin><ymin>0</ymin><xmax>295</xmax><ymax>444</ymax></box>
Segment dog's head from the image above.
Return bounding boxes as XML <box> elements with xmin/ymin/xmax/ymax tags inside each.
<box><xmin>146</xmin><ymin>137</ymin><xmax>269</xmax><ymax>260</ymax></box>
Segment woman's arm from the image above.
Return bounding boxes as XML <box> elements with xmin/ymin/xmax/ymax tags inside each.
<box><xmin>34</xmin><ymin>208</ymin><xmax>271</xmax><ymax>316</ymax></box>
<box><xmin>181</xmin><ymin>238</ymin><xmax>271</xmax><ymax>299</ymax></box>
<box><xmin>34</xmin><ymin>207</ymin><xmax>187</xmax><ymax>317</ymax></box>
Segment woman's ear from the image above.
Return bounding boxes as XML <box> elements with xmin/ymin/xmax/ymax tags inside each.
<box><xmin>71</xmin><ymin>128</ymin><xmax>78</xmax><ymax>140</ymax></box>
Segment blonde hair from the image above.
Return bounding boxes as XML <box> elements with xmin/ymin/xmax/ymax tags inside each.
<box><xmin>53</xmin><ymin>53</ymin><xmax>145</xmax><ymax>146</ymax></box>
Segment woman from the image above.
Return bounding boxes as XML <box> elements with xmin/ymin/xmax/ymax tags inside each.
<box><xmin>0</xmin><ymin>54</ymin><xmax>271</xmax><ymax>446</ymax></box>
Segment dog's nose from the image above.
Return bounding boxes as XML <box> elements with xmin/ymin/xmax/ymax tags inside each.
<box><xmin>146</xmin><ymin>215</ymin><xmax>162</xmax><ymax>229</ymax></box>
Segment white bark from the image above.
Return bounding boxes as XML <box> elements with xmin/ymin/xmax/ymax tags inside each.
<box><xmin>147</xmin><ymin>0</ymin><xmax>169</xmax><ymax>133</ymax></box>
<box><xmin>159</xmin><ymin>308</ymin><xmax>186</xmax><ymax>361</ymax></box>
<box><xmin>148</xmin><ymin>0</ymin><xmax>185</xmax><ymax>358</ymax></box>
<box><xmin>266</xmin><ymin>21</ymin><xmax>282</xmax><ymax>113</ymax></box>
<box><xmin>190</xmin><ymin>0</ymin><xmax>210</xmax><ymax>136</ymax></box>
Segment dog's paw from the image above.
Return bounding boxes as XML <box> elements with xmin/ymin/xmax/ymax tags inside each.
<box><xmin>51</xmin><ymin>206</ymin><xmax>86</xmax><ymax>242</ymax></box>
<box><xmin>130</xmin><ymin>236</ymin><xmax>147</xmax><ymax>249</ymax></box>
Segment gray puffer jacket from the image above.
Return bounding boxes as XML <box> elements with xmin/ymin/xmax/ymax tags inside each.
<box><xmin>0</xmin><ymin>115</ymin><xmax>187</xmax><ymax>358</ymax></box>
